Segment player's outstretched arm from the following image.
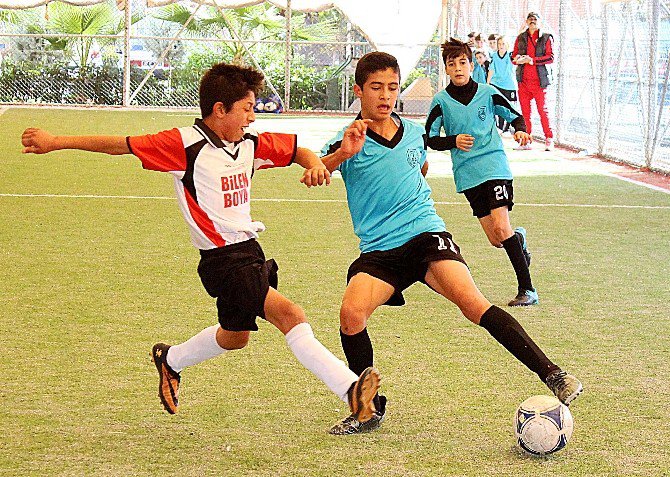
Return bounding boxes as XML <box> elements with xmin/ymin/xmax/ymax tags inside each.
<box><xmin>295</xmin><ymin>147</ymin><xmax>331</xmax><ymax>188</ymax></box>
<box><xmin>22</xmin><ymin>128</ymin><xmax>131</xmax><ymax>155</ymax></box>
<box><xmin>321</xmin><ymin>119</ymin><xmax>371</xmax><ymax>172</ymax></box>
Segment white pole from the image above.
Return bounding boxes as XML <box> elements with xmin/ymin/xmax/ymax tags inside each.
<box><xmin>122</xmin><ymin>0</ymin><xmax>132</xmax><ymax>107</ymax></box>
<box><xmin>284</xmin><ymin>0</ymin><xmax>292</xmax><ymax>112</ymax></box>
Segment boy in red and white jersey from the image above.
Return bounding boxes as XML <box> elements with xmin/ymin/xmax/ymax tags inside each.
<box><xmin>21</xmin><ymin>63</ymin><xmax>380</xmax><ymax>430</ymax></box>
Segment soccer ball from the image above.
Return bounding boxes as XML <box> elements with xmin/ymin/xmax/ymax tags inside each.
<box><xmin>515</xmin><ymin>395</ymin><xmax>574</xmax><ymax>455</ymax></box>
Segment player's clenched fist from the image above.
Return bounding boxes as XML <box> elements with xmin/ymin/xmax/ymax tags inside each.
<box><xmin>22</xmin><ymin>128</ymin><xmax>56</xmax><ymax>154</ymax></box>
<box><xmin>339</xmin><ymin>119</ymin><xmax>372</xmax><ymax>157</ymax></box>
<box><xmin>455</xmin><ymin>134</ymin><xmax>475</xmax><ymax>152</ymax></box>
<box><xmin>514</xmin><ymin>131</ymin><xmax>532</xmax><ymax>146</ymax></box>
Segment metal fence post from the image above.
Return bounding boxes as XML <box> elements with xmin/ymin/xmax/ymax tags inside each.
<box><xmin>122</xmin><ymin>0</ymin><xmax>132</xmax><ymax>107</ymax></box>
<box><xmin>646</xmin><ymin>0</ymin><xmax>660</xmax><ymax>168</ymax></box>
<box><xmin>438</xmin><ymin>0</ymin><xmax>449</xmax><ymax>90</ymax></box>
<box><xmin>555</xmin><ymin>0</ymin><xmax>568</xmax><ymax>144</ymax></box>
<box><xmin>284</xmin><ymin>0</ymin><xmax>292</xmax><ymax>112</ymax></box>
<box><xmin>597</xmin><ymin>2</ymin><xmax>609</xmax><ymax>155</ymax></box>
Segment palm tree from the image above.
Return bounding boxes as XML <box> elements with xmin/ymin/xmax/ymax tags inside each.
<box><xmin>44</xmin><ymin>1</ymin><xmax>144</xmax><ymax>70</ymax></box>
<box><xmin>151</xmin><ymin>3</ymin><xmax>337</xmax><ymax>65</ymax></box>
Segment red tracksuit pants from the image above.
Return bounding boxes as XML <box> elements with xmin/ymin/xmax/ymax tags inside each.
<box><xmin>518</xmin><ymin>80</ymin><xmax>553</xmax><ymax>139</ymax></box>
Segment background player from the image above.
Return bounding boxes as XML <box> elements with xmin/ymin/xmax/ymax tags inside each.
<box><xmin>425</xmin><ymin>38</ymin><xmax>539</xmax><ymax>307</ymax></box>
<box><xmin>490</xmin><ymin>35</ymin><xmax>519</xmax><ymax>135</ymax></box>
<box><xmin>21</xmin><ymin>62</ymin><xmax>380</xmax><ymax>431</ymax></box>
<box><xmin>318</xmin><ymin>51</ymin><xmax>582</xmax><ymax>435</ymax></box>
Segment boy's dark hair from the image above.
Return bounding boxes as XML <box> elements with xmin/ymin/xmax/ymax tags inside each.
<box><xmin>354</xmin><ymin>51</ymin><xmax>400</xmax><ymax>88</ymax></box>
<box><xmin>441</xmin><ymin>38</ymin><xmax>472</xmax><ymax>64</ymax></box>
<box><xmin>488</xmin><ymin>33</ymin><xmax>498</xmax><ymax>41</ymax></box>
<box><xmin>199</xmin><ymin>63</ymin><xmax>265</xmax><ymax>118</ymax></box>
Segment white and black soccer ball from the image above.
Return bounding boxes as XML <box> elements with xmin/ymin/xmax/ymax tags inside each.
<box><xmin>515</xmin><ymin>395</ymin><xmax>574</xmax><ymax>455</ymax></box>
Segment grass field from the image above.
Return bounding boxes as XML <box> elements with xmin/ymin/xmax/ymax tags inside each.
<box><xmin>1</xmin><ymin>108</ymin><xmax>669</xmax><ymax>476</ymax></box>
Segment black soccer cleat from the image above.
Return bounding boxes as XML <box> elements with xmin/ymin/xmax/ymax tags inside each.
<box><xmin>329</xmin><ymin>396</ymin><xmax>387</xmax><ymax>435</ymax></box>
<box><xmin>546</xmin><ymin>370</ymin><xmax>583</xmax><ymax>406</ymax></box>
<box><xmin>151</xmin><ymin>343</ymin><xmax>181</xmax><ymax>414</ymax></box>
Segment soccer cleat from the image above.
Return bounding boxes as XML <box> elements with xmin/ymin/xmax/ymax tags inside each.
<box><xmin>329</xmin><ymin>396</ymin><xmax>387</xmax><ymax>435</ymax></box>
<box><xmin>514</xmin><ymin>226</ymin><xmax>532</xmax><ymax>267</ymax></box>
<box><xmin>151</xmin><ymin>343</ymin><xmax>181</xmax><ymax>414</ymax></box>
<box><xmin>546</xmin><ymin>370</ymin><xmax>583</xmax><ymax>406</ymax></box>
<box><xmin>347</xmin><ymin>366</ymin><xmax>381</xmax><ymax>423</ymax></box>
<box><xmin>545</xmin><ymin>138</ymin><xmax>554</xmax><ymax>151</ymax></box>
<box><xmin>508</xmin><ymin>289</ymin><xmax>539</xmax><ymax>307</ymax></box>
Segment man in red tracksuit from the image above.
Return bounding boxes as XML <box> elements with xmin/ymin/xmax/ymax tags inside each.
<box><xmin>513</xmin><ymin>12</ymin><xmax>555</xmax><ymax>151</ymax></box>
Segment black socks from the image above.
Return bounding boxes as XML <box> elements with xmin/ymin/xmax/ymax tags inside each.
<box><xmin>340</xmin><ymin>328</ymin><xmax>381</xmax><ymax>410</ymax></box>
<box><xmin>479</xmin><ymin>305</ymin><xmax>560</xmax><ymax>382</ymax></box>
<box><xmin>502</xmin><ymin>233</ymin><xmax>533</xmax><ymax>292</ymax></box>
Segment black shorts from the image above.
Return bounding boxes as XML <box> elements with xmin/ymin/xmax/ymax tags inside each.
<box><xmin>492</xmin><ymin>85</ymin><xmax>518</xmax><ymax>102</ymax></box>
<box><xmin>197</xmin><ymin>239</ymin><xmax>278</xmax><ymax>332</ymax></box>
<box><xmin>463</xmin><ymin>179</ymin><xmax>515</xmax><ymax>218</ymax></box>
<box><xmin>347</xmin><ymin>231</ymin><xmax>467</xmax><ymax>307</ymax></box>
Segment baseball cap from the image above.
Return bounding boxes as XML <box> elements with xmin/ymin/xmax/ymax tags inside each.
<box><xmin>527</xmin><ymin>12</ymin><xmax>541</xmax><ymax>20</ymax></box>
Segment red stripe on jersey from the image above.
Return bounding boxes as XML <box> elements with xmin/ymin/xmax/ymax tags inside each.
<box><xmin>184</xmin><ymin>188</ymin><xmax>226</xmax><ymax>248</ymax></box>
<box><xmin>128</xmin><ymin>128</ymin><xmax>187</xmax><ymax>172</ymax></box>
<box><xmin>255</xmin><ymin>132</ymin><xmax>296</xmax><ymax>168</ymax></box>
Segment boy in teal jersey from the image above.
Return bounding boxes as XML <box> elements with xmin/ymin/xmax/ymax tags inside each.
<box><xmin>473</xmin><ymin>49</ymin><xmax>492</xmax><ymax>84</ymax></box>
<box><xmin>425</xmin><ymin>38</ymin><xmax>538</xmax><ymax>307</ymax></box>
<box><xmin>320</xmin><ymin>51</ymin><xmax>582</xmax><ymax>435</ymax></box>
<box><xmin>490</xmin><ymin>35</ymin><xmax>519</xmax><ymax>134</ymax></box>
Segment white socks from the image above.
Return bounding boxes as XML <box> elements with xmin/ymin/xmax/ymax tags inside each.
<box><xmin>164</xmin><ymin>322</ymin><xmax>358</xmax><ymax>404</ymax></box>
<box><xmin>284</xmin><ymin>322</ymin><xmax>357</xmax><ymax>403</ymax></box>
<box><xmin>166</xmin><ymin>325</ymin><xmax>227</xmax><ymax>373</ymax></box>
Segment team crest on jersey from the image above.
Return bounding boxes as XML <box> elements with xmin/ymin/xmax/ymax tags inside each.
<box><xmin>478</xmin><ymin>106</ymin><xmax>487</xmax><ymax>121</ymax></box>
<box><xmin>406</xmin><ymin>148</ymin><xmax>422</xmax><ymax>168</ymax></box>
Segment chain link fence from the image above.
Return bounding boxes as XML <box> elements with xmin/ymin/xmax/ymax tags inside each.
<box><xmin>0</xmin><ymin>0</ymin><xmax>669</xmax><ymax>172</ymax></box>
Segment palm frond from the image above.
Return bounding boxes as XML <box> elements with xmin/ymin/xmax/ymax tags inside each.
<box><xmin>150</xmin><ymin>4</ymin><xmax>202</xmax><ymax>33</ymax></box>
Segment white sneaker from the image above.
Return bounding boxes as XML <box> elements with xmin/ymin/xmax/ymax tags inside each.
<box><xmin>545</xmin><ymin>138</ymin><xmax>554</xmax><ymax>151</ymax></box>
<box><xmin>514</xmin><ymin>144</ymin><xmax>532</xmax><ymax>151</ymax></box>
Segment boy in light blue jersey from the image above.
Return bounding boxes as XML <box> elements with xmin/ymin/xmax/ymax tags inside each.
<box><xmin>490</xmin><ymin>35</ymin><xmax>519</xmax><ymax>134</ymax></box>
<box><xmin>321</xmin><ymin>113</ymin><xmax>444</xmax><ymax>253</ymax></box>
<box><xmin>320</xmin><ymin>51</ymin><xmax>582</xmax><ymax>435</ymax></box>
<box><xmin>426</xmin><ymin>38</ymin><xmax>538</xmax><ymax>307</ymax></box>
<box><xmin>473</xmin><ymin>49</ymin><xmax>492</xmax><ymax>84</ymax></box>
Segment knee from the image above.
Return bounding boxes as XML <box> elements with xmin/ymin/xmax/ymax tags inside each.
<box><xmin>225</xmin><ymin>335</ymin><xmax>249</xmax><ymax>350</ymax></box>
<box><xmin>339</xmin><ymin>302</ymin><xmax>368</xmax><ymax>335</ymax></box>
<box><xmin>216</xmin><ymin>329</ymin><xmax>250</xmax><ymax>350</ymax></box>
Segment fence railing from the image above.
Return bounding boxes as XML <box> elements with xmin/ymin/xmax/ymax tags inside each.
<box><xmin>1</xmin><ymin>0</ymin><xmax>668</xmax><ymax>173</ymax></box>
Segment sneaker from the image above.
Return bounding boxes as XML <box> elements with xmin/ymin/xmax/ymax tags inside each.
<box><xmin>546</xmin><ymin>370</ymin><xmax>583</xmax><ymax>405</ymax></box>
<box><xmin>347</xmin><ymin>366</ymin><xmax>381</xmax><ymax>423</ymax></box>
<box><xmin>329</xmin><ymin>396</ymin><xmax>387</xmax><ymax>435</ymax></box>
<box><xmin>508</xmin><ymin>289</ymin><xmax>539</xmax><ymax>306</ymax></box>
<box><xmin>545</xmin><ymin>138</ymin><xmax>554</xmax><ymax>151</ymax></box>
<box><xmin>151</xmin><ymin>343</ymin><xmax>181</xmax><ymax>414</ymax></box>
<box><xmin>514</xmin><ymin>143</ymin><xmax>532</xmax><ymax>151</ymax></box>
<box><xmin>514</xmin><ymin>226</ymin><xmax>532</xmax><ymax>267</ymax></box>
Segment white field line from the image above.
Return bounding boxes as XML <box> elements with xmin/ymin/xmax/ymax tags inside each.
<box><xmin>602</xmin><ymin>171</ymin><xmax>670</xmax><ymax>195</ymax></box>
<box><xmin>0</xmin><ymin>193</ymin><xmax>669</xmax><ymax>210</ymax></box>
